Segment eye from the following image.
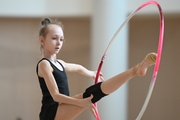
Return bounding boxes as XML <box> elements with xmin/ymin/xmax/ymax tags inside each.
<box><xmin>60</xmin><ymin>38</ymin><xmax>64</xmax><ymax>41</ymax></box>
<box><xmin>52</xmin><ymin>37</ymin><xmax>57</xmax><ymax>40</ymax></box>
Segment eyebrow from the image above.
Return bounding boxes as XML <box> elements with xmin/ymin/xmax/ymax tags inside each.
<box><xmin>53</xmin><ymin>35</ymin><xmax>64</xmax><ymax>40</ymax></box>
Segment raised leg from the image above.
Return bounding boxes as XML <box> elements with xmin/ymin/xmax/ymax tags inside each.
<box><xmin>101</xmin><ymin>52</ymin><xmax>157</xmax><ymax>94</ymax></box>
<box><xmin>55</xmin><ymin>53</ymin><xmax>157</xmax><ymax>120</ymax></box>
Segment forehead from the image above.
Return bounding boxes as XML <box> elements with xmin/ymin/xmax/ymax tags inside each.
<box><xmin>47</xmin><ymin>24</ymin><xmax>64</xmax><ymax>36</ymax></box>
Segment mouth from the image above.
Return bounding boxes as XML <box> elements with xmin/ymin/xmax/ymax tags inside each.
<box><xmin>55</xmin><ymin>47</ymin><xmax>60</xmax><ymax>50</ymax></box>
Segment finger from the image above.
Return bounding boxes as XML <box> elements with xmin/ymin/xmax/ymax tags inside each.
<box><xmin>87</xmin><ymin>94</ymin><xmax>93</xmax><ymax>101</ymax></box>
<box><xmin>90</xmin><ymin>105</ymin><xmax>98</xmax><ymax>118</ymax></box>
<box><xmin>97</xmin><ymin>76</ymin><xmax>104</xmax><ymax>82</ymax></box>
<box><xmin>85</xmin><ymin>94</ymin><xmax>92</xmax><ymax>99</ymax></box>
<box><xmin>100</xmin><ymin>76</ymin><xmax>105</xmax><ymax>81</ymax></box>
<box><xmin>93</xmin><ymin>104</ymin><xmax>99</xmax><ymax>118</ymax></box>
<box><xmin>91</xmin><ymin>108</ymin><xmax>97</xmax><ymax>118</ymax></box>
<box><xmin>90</xmin><ymin>94</ymin><xmax>93</xmax><ymax>99</ymax></box>
<box><xmin>99</xmin><ymin>72</ymin><xmax>104</xmax><ymax>76</ymax></box>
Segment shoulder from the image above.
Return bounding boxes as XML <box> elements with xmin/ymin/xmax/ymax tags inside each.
<box><xmin>38</xmin><ymin>59</ymin><xmax>53</xmax><ymax>77</ymax></box>
<box><xmin>38</xmin><ymin>59</ymin><xmax>52</xmax><ymax>71</ymax></box>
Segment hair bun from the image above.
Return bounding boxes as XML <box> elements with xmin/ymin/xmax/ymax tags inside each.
<box><xmin>41</xmin><ymin>18</ymin><xmax>51</xmax><ymax>26</ymax></box>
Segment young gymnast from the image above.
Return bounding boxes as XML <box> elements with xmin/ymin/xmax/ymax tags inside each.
<box><xmin>36</xmin><ymin>18</ymin><xmax>157</xmax><ymax>120</ymax></box>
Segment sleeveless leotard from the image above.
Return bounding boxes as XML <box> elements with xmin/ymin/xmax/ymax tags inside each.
<box><xmin>36</xmin><ymin>58</ymin><xmax>69</xmax><ymax>120</ymax></box>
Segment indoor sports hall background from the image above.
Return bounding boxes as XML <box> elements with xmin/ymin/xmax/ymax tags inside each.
<box><xmin>0</xmin><ymin>0</ymin><xmax>179</xmax><ymax>120</ymax></box>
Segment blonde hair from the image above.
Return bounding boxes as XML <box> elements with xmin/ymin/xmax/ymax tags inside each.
<box><xmin>39</xmin><ymin>18</ymin><xmax>64</xmax><ymax>37</ymax></box>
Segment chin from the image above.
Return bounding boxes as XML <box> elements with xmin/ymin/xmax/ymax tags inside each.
<box><xmin>54</xmin><ymin>51</ymin><xmax>60</xmax><ymax>54</ymax></box>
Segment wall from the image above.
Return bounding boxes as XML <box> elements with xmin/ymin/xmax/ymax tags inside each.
<box><xmin>0</xmin><ymin>0</ymin><xmax>92</xmax><ymax>17</ymax></box>
<box><xmin>128</xmin><ymin>15</ymin><xmax>180</xmax><ymax>120</ymax></box>
<box><xmin>0</xmin><ymin>0</ymin><xmax>179</xmax><ymax>17</ymax></box>
<box><xmin>0</xmin><ymin>18</ymin><xmax>41</xmax><ymax>120</ymax></box>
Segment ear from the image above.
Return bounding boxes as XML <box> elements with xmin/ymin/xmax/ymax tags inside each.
<box><xmin>39</xmin><ymin>37</ymin><xmax>45</xmax><ymax>46</ymax></box>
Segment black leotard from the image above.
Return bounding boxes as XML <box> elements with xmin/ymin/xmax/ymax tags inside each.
<box><xmin>36</xmin><ymin>58</ymin><xmax>69</xmax><ymax>120</ymax></box>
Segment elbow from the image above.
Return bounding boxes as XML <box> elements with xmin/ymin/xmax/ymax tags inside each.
<box><xmin>52</xmin><ymin>93</ymin><xmax>60</xmax><ymax>102</ymax></box>
<box><xmin>77</xmin><ymin>65</ymin><xmax>84</xmax><ymax>73</ymax></box>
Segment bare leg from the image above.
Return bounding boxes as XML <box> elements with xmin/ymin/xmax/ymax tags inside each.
<box><xmin>101</xmin><ymin>52</ymin><xmax>157</xmax><ymax>94</ymax></box>
<box><xmin>54</xmin><ymin>94</ymin><xmax>85</xmax><ymax>120</ymax></box>
<box><xmin>54</xmin><ymin>53</ymin><xmax>157</xmax><ymax>120</ymax></box>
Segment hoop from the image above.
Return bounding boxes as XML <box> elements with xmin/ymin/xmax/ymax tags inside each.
<box><xmin>93</xmin><ymin>1</ymin><xmax>164</xmax><ymax>120</ymax></box>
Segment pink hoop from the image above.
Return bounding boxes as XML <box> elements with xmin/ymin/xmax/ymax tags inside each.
<box><xmin>93</xmin><ymin>1</ymin><xmax>164</xmax><ymax>120</ymax></box>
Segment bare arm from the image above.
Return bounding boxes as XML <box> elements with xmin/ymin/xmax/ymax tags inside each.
<box><xmin>59</xmin><ymin>60</ymin><xmax>104</xmax><ymax>81</ymax></box>
<box><xmin>38</xmin><ymin>60</ymin><xmax>94</xmax><ymax>109</ymax></box>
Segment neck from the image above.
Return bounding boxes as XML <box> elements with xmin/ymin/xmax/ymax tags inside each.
<box><xmin>43</xmin><ymin>54</ymin><xmax>57</xmax><ymax>62</ymax></box>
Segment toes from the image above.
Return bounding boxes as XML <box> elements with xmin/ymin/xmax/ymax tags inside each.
<box><xmin>145</xmin><ymin>52</ymin><xmax>157</xmax><ymax>65</ymax></box>
<box><xmin>136</xmin><ymin>52</ymin><xmax>157</xmax><ymax>76</ymax></box>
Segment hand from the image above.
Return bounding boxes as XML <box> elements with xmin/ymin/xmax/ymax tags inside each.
<box><xmin>80</xmin><ymin>94</ymin><xmax>98</xmax><ymax>118</ymax></box>
<box><xmin>90</xmin><ymin>103</ymin><xmax>99</xmax><ymax>118</ymax></box>
<box><xmin>93</xmin><ymin>71</ymin><xmax>104</xmax><ymax>82</ymax></box>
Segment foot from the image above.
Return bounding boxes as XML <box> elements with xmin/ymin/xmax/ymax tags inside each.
<box><xmin>134</xmin><ymin>52</ymin><xmax>157</xmax><ymax>76</ymax></box>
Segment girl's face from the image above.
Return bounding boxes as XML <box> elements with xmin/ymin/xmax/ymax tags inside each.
<box><xmin>41</xmin><ymin>24</ymin><xmax>64</xmax><ymax>55</ymax></box>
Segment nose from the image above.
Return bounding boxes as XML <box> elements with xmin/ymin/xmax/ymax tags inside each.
<box><xmin>56</xmin><ymin>39</ymin><xmax>61</xmax><ymax>45</ymax></box>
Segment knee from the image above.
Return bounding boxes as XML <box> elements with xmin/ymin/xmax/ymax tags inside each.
<box><xmin>83</xmin><ymin>82</ymin><xmax>108</xmax><ymax>103</ymax></box>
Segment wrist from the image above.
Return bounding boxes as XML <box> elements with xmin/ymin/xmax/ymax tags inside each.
<box><xmin>91</xmin><ymin>71</ymin><xmax>96</xmax><ymax>79</ymax></box>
